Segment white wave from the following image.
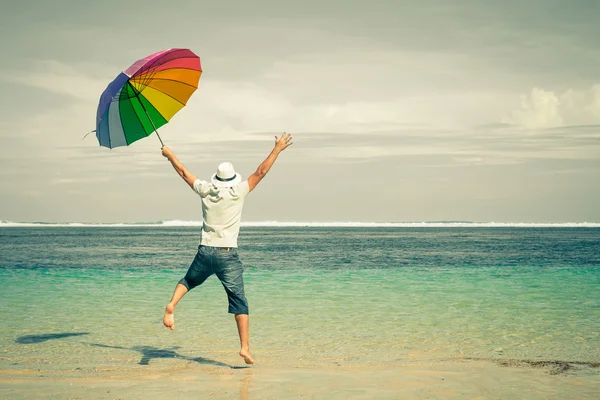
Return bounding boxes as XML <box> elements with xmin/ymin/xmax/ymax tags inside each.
<box><xmin>159</xmin><ymin>220</ymin><xmax>203</xmax><ymax>227</ymax></box>
<box><xmin>1</xmin><ymin>220</ymin><xmax>600</xmax><ymax>228</ymax></box>
<box><xmin>240</xmin><ymin>221</ymin><xmax>600</xmax><ymax>228</ymax></box>
<box><xmin>0</xmin><ymin>221</ymin><xmax>136</xmax><ymax>227</ymax></box>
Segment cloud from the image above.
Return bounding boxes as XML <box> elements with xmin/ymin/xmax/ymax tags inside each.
<box><xmin>294</xmin><ymin>123</ymin><xmax>600</xmax><ymax>166</ymax></box>
<box><xmin>2</xmin><ymin>60</ymin><xmax>114</xmax><ymax>102</ymax></box>
<box><xmin>506</xmin><ymin>85</ymin><xmax>600</xmax><ymax>128</ymax></box>
<box><xmin>4</xmin><ymin>58</ymin><xmax>599</xmax><ymax>172</ymax></box>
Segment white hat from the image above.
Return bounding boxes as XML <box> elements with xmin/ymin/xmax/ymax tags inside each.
<box><xmin>211</xmin><ymin>162</ymin><xmax>242</xmax><ymax>187</ymax></box>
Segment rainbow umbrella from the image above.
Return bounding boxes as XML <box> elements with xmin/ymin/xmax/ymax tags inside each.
<box><xmin>95</xmin><ymin>48</ymin><xmax>201</xmax><ymax>149</ymax></box>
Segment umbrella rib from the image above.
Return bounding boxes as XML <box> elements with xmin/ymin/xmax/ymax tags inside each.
<box><xmin>139</xmin><ymin>77</ymin><xmax>199</xmax><ymax>89</ymax></box>
<box><xmin>135</xmin><ymin>93</ymin><xmax>165</xmax><ymax>147</ymax></box>
<box><xmin>129</xmin><ymin>87</ymin><xmax>156</xmax><ymax>142</ymax></box>
<box><xmin>139</xmin><ymin>66</ymin><xmax>201</xmax><ymax>73</ymax></box>
<box><xmin>138</xmin><ymin>86</ymin><xmax>187</xmax><ymax>108</ymax></box>
<box><xmin>138</xmin><ymin>53</ymin><xmax>199</xmax><ymax>71</ymax></box>
<box><xmin>146</xmin><ymin>58</ymin><xmax>200</xmax><ymax>71</ymax></box>
<box><xmin>133</xmin><ymin>66</ymin><xmax>200</xmax><ymax>80</ymax></box>
<box><xmin>119</xmin><ymin>83</ymin><xmax>149</xmax><ymax>144</ymax></box>
<box><xmin>132</xmin><ymin>72</ymin><xmax>201</xmax><ymax>89</ymax></box>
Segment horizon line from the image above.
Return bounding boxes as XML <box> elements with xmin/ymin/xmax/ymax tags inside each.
<box><xmin>1</xmin><ymin>220</ymin><xmax>600</xmax><ymax>228</ymax></box>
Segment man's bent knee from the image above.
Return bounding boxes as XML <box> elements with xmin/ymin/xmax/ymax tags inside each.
<box><xmin>178</xmin><ymin>278</ymin><xmax>191</xmax><ymax>290</ymax></box>
<box><xmin>228</xmin><ymin>297</ymin><xmax>249</xmax><ymax>315</ymax></box>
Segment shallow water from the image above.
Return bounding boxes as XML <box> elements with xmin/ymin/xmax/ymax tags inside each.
<box><xmin>0</xmin><ymin>227</ymin><xmax>598</xmax><ymax>373</ymax></box>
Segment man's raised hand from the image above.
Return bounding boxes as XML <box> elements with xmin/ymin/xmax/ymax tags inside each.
<box><xmin>274</xmin><ymin>132</ymin><xmax>293</xmax><ymax>152</ymax></box>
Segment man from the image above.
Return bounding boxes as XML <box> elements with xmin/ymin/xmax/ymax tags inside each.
<box><xmin>161</xmin><ymin>132</ymin><xmax>293</xmax><ymax>365</ymax></box>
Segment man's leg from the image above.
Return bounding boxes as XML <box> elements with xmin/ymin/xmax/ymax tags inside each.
<box><xmin>214</xmin><ymin>249</ymin><xmax>253</xmax><ymax>364</ymax></box>
<box><xmin>164</xmin><ymin>247</ymin><xmax>212</xmax><ymax>331</ymax></box>
<box><xmin>235</xmin><ymin>314</ymin><xmax>254</xmax><ymax>364</ymax></box>
<box><xmin>163</xmin><ymin>283</ymin><xmax>188</xmax><ymax>330</ymax></box>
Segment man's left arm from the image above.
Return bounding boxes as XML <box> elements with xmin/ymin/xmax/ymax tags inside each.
<box><xmin>161</xmin><ymin>146</ymin><xmax>197</xmax><ymax>189</ymax></box>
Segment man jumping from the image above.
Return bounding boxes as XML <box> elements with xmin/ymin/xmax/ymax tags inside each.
<box><xmin>161</xmin><ymin>132</ymin><xmax>293</xmax><ymax>365</ymax></box>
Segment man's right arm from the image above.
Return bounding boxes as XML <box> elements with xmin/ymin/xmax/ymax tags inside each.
<box><xmin>161</xmin><ymin>146</ymin><xmax>198</xmax><ymax>189</ymax></box>
<box><xmin>248</xmin><ymin>132</ymin><xmax>293</xmax><ymax>192</ymax></box>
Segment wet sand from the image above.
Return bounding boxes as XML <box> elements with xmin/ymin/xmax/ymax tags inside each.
<box><xmin>1</xmin><ymin>359</ymin><xmax>598</xmax><ymax>399</ymax></box>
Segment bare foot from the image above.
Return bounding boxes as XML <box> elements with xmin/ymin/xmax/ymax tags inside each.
<box><xmin>239</xmin><ymin>348</ymin><xmax>254</xmax><ymax>365</ymax></box>
<box><xmin>163</xmin><ymin>303</ymin><xmax>175</xmax><ymax>330</ymax></box>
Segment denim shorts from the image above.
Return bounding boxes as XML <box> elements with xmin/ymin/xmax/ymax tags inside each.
<box><xmin>178</xmin><ymin>245</ymin><xmax>249</xmax><ymax>315</ymax></box>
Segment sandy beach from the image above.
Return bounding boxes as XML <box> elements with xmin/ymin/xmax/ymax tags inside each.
<box><xmin>2</xmin><ymin>358</ymin><xmax>599</xmax><ymax>399</ymax></box>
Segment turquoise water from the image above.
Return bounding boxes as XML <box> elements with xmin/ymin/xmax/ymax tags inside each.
<box><xmin>0</xmin><ymin>227</ymin><xmax>598</xmax><ymax>373</ymax></box>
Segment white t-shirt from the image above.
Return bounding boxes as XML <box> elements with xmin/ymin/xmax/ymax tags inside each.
<box><xmin>192</xmin><ymin>179</ymin><xmax>250</xmax><ymax>247</ymax></box>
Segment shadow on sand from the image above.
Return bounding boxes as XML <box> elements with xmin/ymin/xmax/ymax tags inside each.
<box><xmin>15</xmin><ymin>332</ymin><xmax>247</xmax><ymax>370</ymax></box>
<box><xmin>91</xmin><ymin>343</ymin><xmax>249</xmax><ymax>369</ymax></box>
<box><xmin>16</xmin><ymin>332</ymin><xmax>90</xmax><ymax>344</ymax></box>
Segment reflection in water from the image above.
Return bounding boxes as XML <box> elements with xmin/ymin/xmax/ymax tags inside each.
<box><xmin>239</xmin><ymin>370</ymin><xmax>252</xmax><ymax>400</ymax></box>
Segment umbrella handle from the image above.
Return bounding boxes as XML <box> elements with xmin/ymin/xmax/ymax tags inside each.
<box><xmin>136</xmin><ymin>92</ymin><xmax>165</xmax><ymax>148</ymax></box>
<box><xmin>156</xmin><ymin>132</ymin><xmax>165</xmax><ymax>147</ymax></box>
<box><xmin>143</xmin><ymin>111</ymin><xmax>165</xmax><ymax>147</ymax></box>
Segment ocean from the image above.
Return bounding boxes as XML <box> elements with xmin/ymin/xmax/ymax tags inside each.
<box><xmin>1</xmin><ymin>225</ymin><xmax>599</xmax><ymax>375</ymax></box>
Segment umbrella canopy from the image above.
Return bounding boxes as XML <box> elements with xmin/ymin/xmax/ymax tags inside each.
<box><xmin>95</xmin><ymin>48</ymin><xmax>201</xmax><ymax>149</ymax></box>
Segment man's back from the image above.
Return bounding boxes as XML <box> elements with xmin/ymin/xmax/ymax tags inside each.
<box><xmin>193</xmin><ymin>180</ymin><xmax>250</xmax><ymax>247</ymax></box>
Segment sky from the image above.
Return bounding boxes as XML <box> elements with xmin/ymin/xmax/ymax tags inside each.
<box><xmin>1</xmin><ymin>0</ymin><xmax>599</xmax><ymax>223</ymax></box>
